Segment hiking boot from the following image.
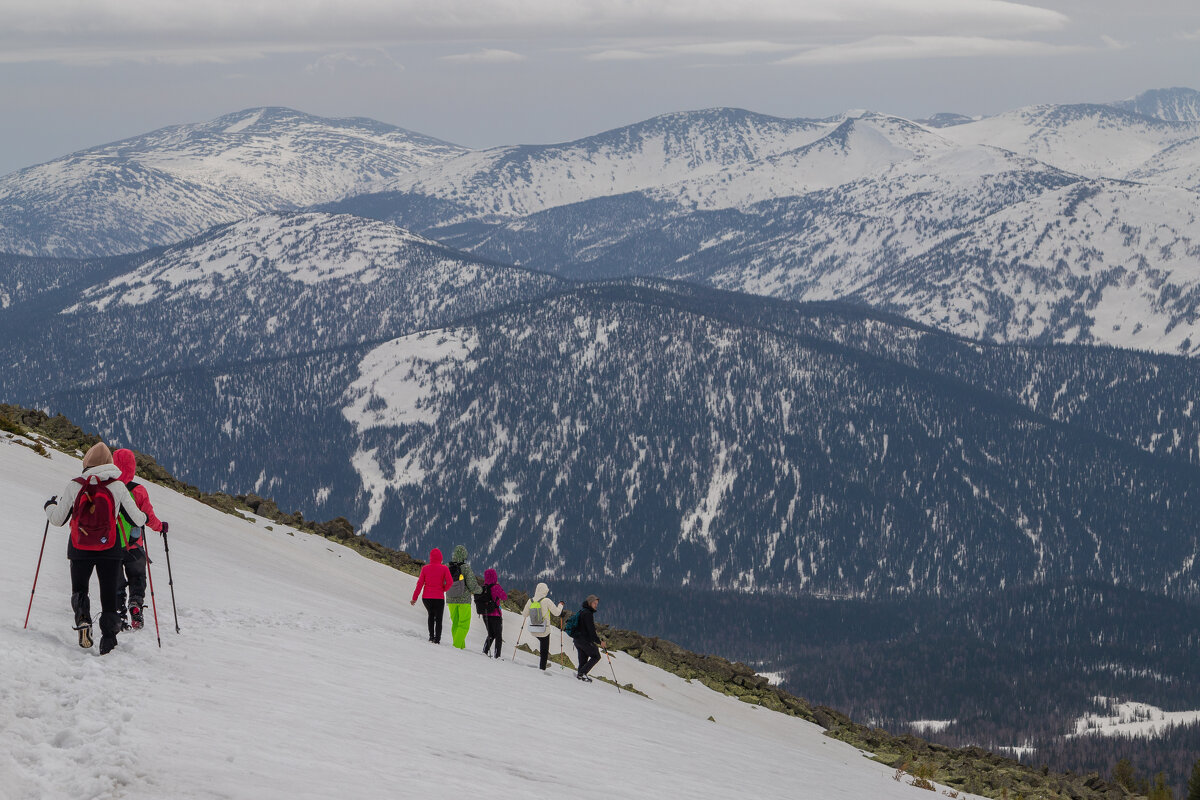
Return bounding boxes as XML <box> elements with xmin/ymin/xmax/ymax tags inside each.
<box><xmin>99</xmin><ymin>635</ymin><xmax>118</xmax><ymax>655</ymax></box>
<box><xmin>75</xmin><ymin>622</ymin><xmax>93</xmax><ymax>648</ymax></box>
<box><xmin>130</xmin><ymin>606</ymin><xmax>144</xmax><ymax>630</ymax></box>
<box><xmin>576</xmin><ymin>673</ymin><xmax>593</xmax><ymax>683</ymax></box>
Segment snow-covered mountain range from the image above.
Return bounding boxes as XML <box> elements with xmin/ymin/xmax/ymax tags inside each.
<box><xmin>324</xmin><ymin>90</ymin><xmax>1200</xmax><ymax>355</ymax></box>
<box><xmin>0</xmin><ymin>212</ymin><xmax>562</xmax><ymax>509</ymax></box>
<box><xmin>5</xmin><ymin>89</ymin><xmax>1200</xmax><ymax>355</ymax></box>
<box><xmin>4</xmin><ymin>212</ymin><xmax>1200</xmax><ymax>601</ymax></box>
<box><xmin>0</xmin><ymin>107</ymin><xmax>464</xmax><ymax>258</ymax></box>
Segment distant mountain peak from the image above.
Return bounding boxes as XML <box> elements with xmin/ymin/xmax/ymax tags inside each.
<box><xmin>1110</xmin><ymin>87</ymin><xmax>1200</xmax><ymax>122</ymax></box>
<box><xmin>917</xmin><ymin>112</ymin><xmax>976</xmax><ymax>129</ymax></box>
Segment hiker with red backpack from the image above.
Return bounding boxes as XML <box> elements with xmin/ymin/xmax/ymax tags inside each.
<box><xmin>112</xmin><ymin>449</ymin><xmax>167</xmax><ymax>631</ymax></box>
<box><xmin>477</xmin><ymin>568</ymin><xmax>508</xmax><ymax>659</ymax></box>
<box><xmin>410</xmin><ymin>547</ymin><xmax>453</xmax><ymax>644</ymax></box>
<box><xmin>44</xmin><ymin>442</ymin><xmax>147</xmax><ymax>654</ymax></box>
<box><xmin>521</xmin><ymin>583</ymin><xmax>565</xmax><ymax>671</ymax></box>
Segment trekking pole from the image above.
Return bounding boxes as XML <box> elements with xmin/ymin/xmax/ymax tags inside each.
<box><xmin>558</xmin><ymin>617</ymin><xmax>565</xmax><ymax>671</ymax></box>
<box><xmin>162</xmin><ymin>529</ymin><xmax>180</xmax><ymax>633</ymax></box>
<box><xmin>24</xmin><ymin>520</ymin><xmax>49</xmax><ymax>629</ymax></box>
<box><xmin>145</xmin><ymin>558</ymin><xmax>162</xmax><ymax>649</ymax></box>
<box><xmin>511</xmin><ymin>617</ymin><xmax>527</xmax><ymax>661</ymax></box>
<box><xmin>603</xmin><ymin>647</ymin><xmax>622</xmax><ymax>694</ymax></box>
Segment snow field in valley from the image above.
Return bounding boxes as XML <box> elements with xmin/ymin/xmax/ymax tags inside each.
<box><xmin>0</xmin><ymin>438</ymin><xmax>978</xmax><ymax>799</ymax></box>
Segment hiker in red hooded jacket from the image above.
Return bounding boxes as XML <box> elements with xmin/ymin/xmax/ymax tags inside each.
<box><xmin>112</xmin><ymin>449</ymin><xmax>167</xmax><ymax>631</ymax></box>
<box><xmin>410</xmin><ymin>548</ymin><xmax>453</xmax><ymax>644</ymax></box>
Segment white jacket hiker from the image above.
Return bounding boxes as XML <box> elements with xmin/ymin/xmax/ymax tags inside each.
<box><xmin>521</xmin><ymin>582</ymin><xmax>566</xmax><ymax>671</ymax></box>
<box><xmin>46</xmin><ymin>462</ymin><xmax>146</xmax><ymax>531</ymax></box>
<box><xmin>521</xmin><ymin>582</ymin><xmax>564</xmax><ymax>638</ymax></box>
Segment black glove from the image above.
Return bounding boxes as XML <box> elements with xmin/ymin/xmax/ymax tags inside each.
<box><xmin>44</xmin><ymin>496</ymin><xmax>57</xmax><ymax>510</ymax></box>
<box><xmin>160</xmin><ymin>521</ymin><xmax>169</xmax><ymax>535</ymax></box>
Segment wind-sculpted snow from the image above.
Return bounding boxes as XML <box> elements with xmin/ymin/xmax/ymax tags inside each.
<box><xmin>335</xmin><ymin>284</ymin><xmax>1200</xmax><ymax>599</ymax></box>
<box><xmin>0</xmin><ymin>107</ymin><xmax>465</xmax><ymax>258</ymax></box>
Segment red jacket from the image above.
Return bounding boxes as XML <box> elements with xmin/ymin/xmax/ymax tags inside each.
<box><xmin>114</xmin><ymin>449</ymin><xmax>164</xmax><ymax>549</ymax></box>
<box><xmin>412</xmin><ymin>548</ymin><xmax>453</xmax><ymax>602</ymax></box>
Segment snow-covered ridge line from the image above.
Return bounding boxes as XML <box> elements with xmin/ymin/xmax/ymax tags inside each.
<box><xmin>0</xmin><ymin>106</ymin><xmax>467</xmax><ymax>259</ymax></box>
<box><xmin>65</xmin><ymin>212</ymin><xmax>455</xmax><ymax>310</ymax></box>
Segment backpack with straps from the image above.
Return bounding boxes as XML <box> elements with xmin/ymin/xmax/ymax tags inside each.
<box><xmin>528</xmin><ymin>600</ymin><xmax>548</xmax><ymax>635</ymax></box>
<box><xmin>475</xmin><ymin>582</ymin><xmax>498</xmax><ymax>616</ymax></box>
<box><xmin>563</xmin><ymin>610</ymin><xmax>582</xmax><ymax>637</ymax></box>
<box><xmin>70</xmin><ymin>476</ymin><xmax>118</xmax><ymax>551</ymax></box>
<box><xmin>446</xmin><ymin>561</ymin><xmax>468</xmax><ymax>600</ymax></box>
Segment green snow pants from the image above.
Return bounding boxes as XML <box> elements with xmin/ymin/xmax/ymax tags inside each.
<box><xmin>449</xmin><ymin>602</ymin><xmax>472</xmax><ymax>649</ymax></box>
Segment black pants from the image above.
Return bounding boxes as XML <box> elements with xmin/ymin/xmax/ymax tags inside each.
<box><xmin>574</xmin><ymin>637</ymin><xmax>601</xmax><ymax>676</ymax></box>
<box><xmin>482</xmin><ymin>615</ymin><xmax>503</xmax><ymax>657</ymax></box>
<box><xmin>118</xmin><ymin>547</ymin><xmax>148</xmax><ymax>613</ymax></box>
<box><xmin>70</xmin><ymin>557</ymin><xmax>123</xmax><ymax>640</ymax></box>
<box><xmin>422</xmin><ymin>598</ymin><xmax>445</xmax><ymax>643</ymax></box>
<box><xmin>538</xmin><ymin>635</ymin><xmax>551</xmax><ymax>670</ymax></box>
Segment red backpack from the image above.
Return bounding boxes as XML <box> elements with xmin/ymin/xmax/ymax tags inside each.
<box><xmin>70</xmin><ymin>476</ymin><xmax>118</xmax><ymax>551</ymax></box>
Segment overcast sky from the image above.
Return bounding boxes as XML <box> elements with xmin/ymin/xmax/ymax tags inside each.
<box><xmin>0</xmin><ymin>0</ymin><xmax>1197</xmax><ymax>175</ymax></box>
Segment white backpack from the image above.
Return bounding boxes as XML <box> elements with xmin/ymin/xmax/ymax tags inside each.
<box><xmin>528</xmin><ymin>600</ymin><xmax>548</xmax><ymax>635</ymax></box>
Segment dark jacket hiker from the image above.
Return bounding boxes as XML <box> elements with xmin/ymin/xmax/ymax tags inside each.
<box><xmin>571</xmin><ymin>594</ymin><xmax>606</xmax><ymax>682</ymax></box>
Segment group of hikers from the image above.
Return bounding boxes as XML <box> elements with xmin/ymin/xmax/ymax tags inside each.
<box><xmin>411</xmin><ymin>545</ymin><xmax>609</xmax><ymax>682</ymax></box>
<box><xmin>39</xmin><ymin>440</ymin><xmax>609</xmax><ymax>681</ymax></box>
<box><xmin>41</xmin><ymin>442</ymin><xmax>168</xmax><ymax>655</ymax></box>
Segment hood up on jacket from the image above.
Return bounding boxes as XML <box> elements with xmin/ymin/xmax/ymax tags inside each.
<box><xmin>451</xmin><ymin>544</ymin><xmax>468</xmax><ymax>563</ymax></box>
<box><xmin>113</xmin><ymin>448</ymin><xmax>137</xmax><ymax>483</ymax></box>
<box><xmin>484</xmin><ymin>568</ymin><xmax>498</xmax><ymax>584</ymax></box>
<box><xmin>428</xmin><ymin>548</ymin><xmax>443</xmax><ymax>565</ymax></box>
<box><xmin>533</xmin><ymin>582</ymin><xmax>550</xmax><ymax>601</ymax></box>
<box><xmin>82</xmin><ymin>463</ymin><xmax>123</xmax><ymax>481</ymax></box>
<box><xmin>82</xmin><ymin>441</ymin><xmax>113</xmax><ymax>469</ymax></box>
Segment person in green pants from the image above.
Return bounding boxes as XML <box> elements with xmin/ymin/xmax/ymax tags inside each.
<box><xmin>445</xmin><ymin>544</ymin><xmax>481</xmax><ymax>649</ymax></box>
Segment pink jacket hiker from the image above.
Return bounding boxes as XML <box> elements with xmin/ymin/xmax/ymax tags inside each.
<box><xmin>482</xmin><ymin>568</ymin><xmax>508</xmax><ymax>617</ymax></box>
<box><xmin>412</xmin><ymin>548</ymin><xmax>453</xmax><ymax>603</ymax></box>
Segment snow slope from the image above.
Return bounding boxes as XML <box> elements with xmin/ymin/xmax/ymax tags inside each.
<box><xmin>939</xmin><ymin>103</ymin><xmax>1200</xmax><ymax>187</ymax></box>
<box><xmin>0</xmin><ymin>436</ymin><xmax>977</xmax><ymax>800</ymax></box>
<box><xmin>1072</xmin><ymin>699</ymin><xmax>1200</xmax><ymax>739</ymax></box>
<box><xmin>389</xmin><ymin>108</ymin><xmax>828</xmax><ymax>219</ymax></box>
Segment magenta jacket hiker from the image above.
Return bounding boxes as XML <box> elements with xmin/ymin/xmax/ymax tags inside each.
<box><xmin>412</xmin><ymin>548</ymin><xmax>453</xmax><ymax>602</ymax></box>
<box><xmin>480</xmin><ymin>568</ymin><xmax>508</xmax><ymax>658</ymax></box>
<box><xmin>483</xmin><ymin>568</ymin><xmax>507</xmax><ymax>617</ymax></box>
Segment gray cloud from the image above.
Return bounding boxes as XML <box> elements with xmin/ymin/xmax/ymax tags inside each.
<box><xmin>440</xmin><ymin>49</ymin><xmax>528</xmax><ymax>64</ymax></box>
<box><xmin>776</xmin><ymin>35</ymin><xmax>1096</xmax><ymax>65</ymax></box>
<box><xmin>0</xmin><ymin>0</ymin><xmax>1069</xmax><ymax>64</ymax></box>
<box><xmin>305</xmin><ymin>50</ymin><xmax>404</xmax><ymax>74</ymax></box>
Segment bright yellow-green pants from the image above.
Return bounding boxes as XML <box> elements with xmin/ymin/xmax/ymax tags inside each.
<box><xmin>449</xmin><ymin>602</ymin><xmax>473</xmax><ymax>649</ymax></box>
